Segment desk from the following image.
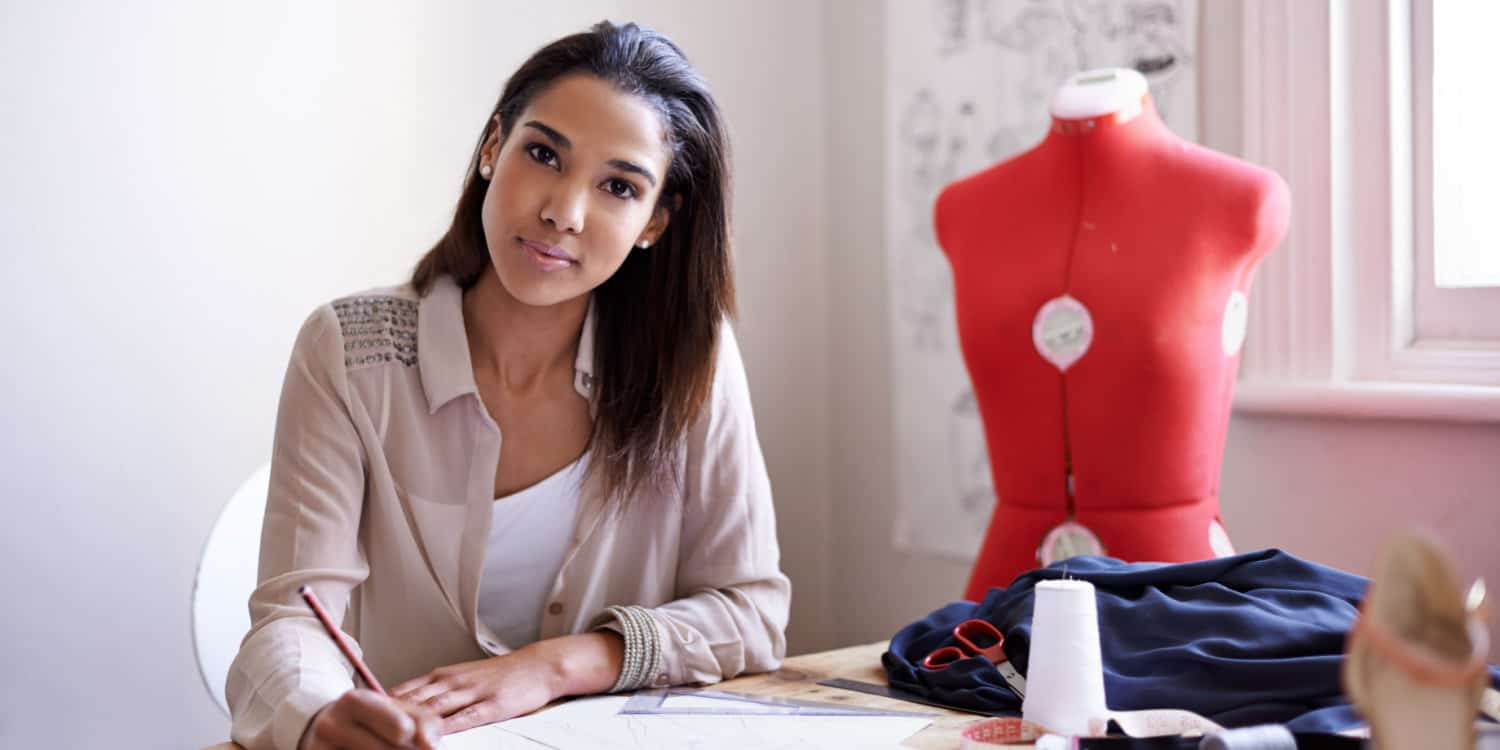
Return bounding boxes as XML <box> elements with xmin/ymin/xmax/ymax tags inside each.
<box><xmin>202</xmin><ymin>641</ymin><xmax>980</xmax><ymax>749</ymax></box>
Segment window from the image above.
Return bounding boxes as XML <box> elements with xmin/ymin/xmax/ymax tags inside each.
<box><xmin>1430</xmin><ymin>2</ymin><xmax>1500</xmax><ymax>289</ymax></box>
<box><xmin>1234</xmin><ymin>0</ymin><xmax>1500</xmax><ymax>421</ymax></box>
<box><xmin>1413</xmin><ymin>0</ymin><xmax>1500</xmax><ymax>341</ymax></box>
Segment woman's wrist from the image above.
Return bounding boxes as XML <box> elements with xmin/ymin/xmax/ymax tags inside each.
<box><xmin>524</xmin><ymin>631</ymin><xmax>626</xmax><ymax>700</ymax></box>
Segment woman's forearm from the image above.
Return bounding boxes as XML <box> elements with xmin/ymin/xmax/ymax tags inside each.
<box><xmin>526</xmin><ymin>631</ymin><xmax>626</xmax><ymax>699</ymax></box>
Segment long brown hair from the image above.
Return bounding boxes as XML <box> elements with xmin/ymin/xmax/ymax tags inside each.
<box><xmin>412</xmin><ymin>21</ymin><xmax>735</xmax><ymax>502</ymax></box>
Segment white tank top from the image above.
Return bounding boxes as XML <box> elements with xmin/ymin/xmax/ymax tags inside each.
<box><xmin>476</xmin><ymin>454</ymin><xmax>587</xmax><ymax>649</ymax></box>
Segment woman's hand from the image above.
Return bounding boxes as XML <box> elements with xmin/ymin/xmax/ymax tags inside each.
<box><xmin>391</xmin><ymin>632</ymin><xmax>625</xmax><ymax>734</ymax></box>
<box><xmin>390</xmin><ymin>650</ymin><xmax>560</xmax><ymax>734</ymax></box>
<box><xmin>298</xmin><ymin>689</ymin><xmax>441</xmax><ymax>750</ymax></box>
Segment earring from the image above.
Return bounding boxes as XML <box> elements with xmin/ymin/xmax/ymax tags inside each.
<box><xmin>479</xmin><ymin>164</ymin><xmax>492</xmax><ymax>178</ymax></box>
<box><xmin>637</xmin><ymin>240</ymin><xmax>651</xmax><ymax>249</ymax></box>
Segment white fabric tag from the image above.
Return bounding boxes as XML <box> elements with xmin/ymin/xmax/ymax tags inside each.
<box><xmin>1036</xmin><ymin>520</ymin><xmax>1105</xmax><ymax>566</ymax></box>
<box><xmin>1222</xmin><ymin>290</ymin><xmax>1248</xmax><ymax>356</ymax></box>
<box><xmin>1033</xmin><ymin>295</ymin><xmax>1094</xmax><ymax>372</ymax></box>
<box><xmin>1208</xmin><ymin>519</ymin><xmax>1236</xmax><ymax>558</ymax></box>
<box><xmin>1095</xmin><ymin>708</ymin><xmax>1225</xmax><ymax>738</ymax></box>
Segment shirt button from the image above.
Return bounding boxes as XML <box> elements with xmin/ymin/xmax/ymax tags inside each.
<box><xmin>548</xmin><ymin>602</ymin><xmax>563</xmax><ymax>615</ymax></box>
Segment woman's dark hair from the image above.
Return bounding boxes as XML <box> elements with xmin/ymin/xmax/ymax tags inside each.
<box><xmin>412</xmin><ymin>21</ymin><xmax>734</xmax><ymax>502</ymax></box>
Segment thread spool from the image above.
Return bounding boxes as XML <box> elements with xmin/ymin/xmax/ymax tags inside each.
<box><xmin>1022</xmin><ymin>578</ymin><xmax>1108</xmax><ymax>735</ymax></box>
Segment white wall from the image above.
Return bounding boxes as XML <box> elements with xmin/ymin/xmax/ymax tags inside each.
<box><xmin>0</xmin><ymin>3</ymin><xmax>832</xmax><ymax>747</ymax></box>
<box><xmin>821</xmin><ymin>0</ymin><xmax>973</xmax><ymax>646</ymax></box>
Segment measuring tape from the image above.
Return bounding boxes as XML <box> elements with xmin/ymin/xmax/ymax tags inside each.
<box><xmin>959</xmin><ymin>708</ymin><xmax>1225</xmax><ymax>749</ymax></box>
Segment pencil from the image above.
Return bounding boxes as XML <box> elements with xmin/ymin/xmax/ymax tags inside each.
<box><xmin>299</xmin><ymin>584</ymin><xmax>387</xmax><ymax>694</ymax></box>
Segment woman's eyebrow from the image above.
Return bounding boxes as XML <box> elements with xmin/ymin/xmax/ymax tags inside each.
<box><xmin>609</xmin><ymin>159</ymin><xmax>657</xmax><ymax>188</ymax></box>
<box><xmin>524</xmin><ymin>119</ymin><xmax>658</xmax><ymax>187</ymax></box>
<box><xmin>524</xmin><ymin>120</ymin><xmax>571</xmax><ymax>149</ymax></box>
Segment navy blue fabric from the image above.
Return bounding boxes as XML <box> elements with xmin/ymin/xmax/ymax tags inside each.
<box><xmin>883</xmin><ymin>549</ymin><xmax>1500</xmax><ymax>733</ymax></box>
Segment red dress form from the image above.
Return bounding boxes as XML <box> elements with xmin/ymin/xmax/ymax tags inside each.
<box><xmin>935</xmin><ymin>83</ymin><xmax>1290</xmax><ymax>601</ymax></box>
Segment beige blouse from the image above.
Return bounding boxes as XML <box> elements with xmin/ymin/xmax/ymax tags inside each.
<box><xmin>226</xmin><ymin>275</ymin><xmax>791</xmax><ymax>750</ymax></box>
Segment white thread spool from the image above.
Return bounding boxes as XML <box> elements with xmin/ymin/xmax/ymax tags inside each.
<box><xmin>1021</xmin><ymin>579</ymin><xmax>1109</xmax><ymax>735</ymax></box>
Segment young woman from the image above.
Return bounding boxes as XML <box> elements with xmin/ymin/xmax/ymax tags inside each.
<box><xmin>226</xmin><ymin>22</ymin><xmax>790</xmax><ymax>750</ymax></box>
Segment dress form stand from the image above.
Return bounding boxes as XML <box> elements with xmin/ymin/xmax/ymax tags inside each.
<box><xmin>934</xmin><ymin>68</ymin><xmax>1290</xmax><ymax>599</ymax></box>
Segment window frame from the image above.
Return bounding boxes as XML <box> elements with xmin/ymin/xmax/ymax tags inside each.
<box><xmin>1233</xmin><ymin>0</ymin><xmax>1500</xmax><ymax>422</ymax></box>
<box><xmin>1408</xmin><ymin>0</ymin><xmax>1500</xmax><ymax>343</ymax></box>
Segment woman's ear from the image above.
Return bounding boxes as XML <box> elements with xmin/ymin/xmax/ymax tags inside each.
<box><xmin>637</xmin><ymin>194</ymin><xmax>678</xmax><ymax>249</ymax></box>
<box><xmin>478</xmin><ymin>116</ymin><xmax>503</xmax><ymax>177</ymax></box>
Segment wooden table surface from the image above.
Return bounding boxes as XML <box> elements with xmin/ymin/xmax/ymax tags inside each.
<box><xmin>202</xmin><ymin>641</ymin><xmax>989</xmax><ymax>750</ymax></box>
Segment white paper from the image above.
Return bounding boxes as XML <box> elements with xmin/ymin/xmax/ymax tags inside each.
<box><xmin>440</xmin><ymin>723</ymin><xmax>552</xmax><ymax>750</ymax></box>
<box><xmin>454</xmin><ymin>695</ymin><xmax>934</xmax><ymax>750</ymax></box>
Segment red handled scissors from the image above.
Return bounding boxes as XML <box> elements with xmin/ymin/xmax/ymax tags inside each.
<box><xmin>919</xmin><ymin>619</ymin><xmax>1027</xmax><ymax>698</ymax></box>
<box><xmin>921</xmin><ymin>619</ymin><xmax>1008</xmax><ymax>669</ymax></box>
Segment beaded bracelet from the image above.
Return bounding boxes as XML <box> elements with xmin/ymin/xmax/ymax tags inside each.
<box><xmin>631</xmin><ymin>606</ymin><xmax>660</xmax><ymax>687</ymax></box>
<box><xmin>634</xmin><ymin>606</ymin><xmax>662</xmax><ymax>686</ymax></box>
<box><xmin>602</xmin><ymin>604</ymin><xmax>665</xmax><ymax>692</ymax></box>
<box><xmin>612</xmin><ymin>606</ymin><xmax>640</xmax><ymax>691</ymax></box>
<box><xmin>606</xmin><ymin>605</ymin><xmax>643</xmax><ymax>692</ymax></box>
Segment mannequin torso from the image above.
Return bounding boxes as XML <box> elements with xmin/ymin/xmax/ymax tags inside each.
<box><xmin>935</xmin><ymin>69</ymin><xmax>1290</xmax><ymax>598</ymax></box>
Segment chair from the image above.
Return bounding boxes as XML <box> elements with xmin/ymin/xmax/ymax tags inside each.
<box><xmin>192</xmin><ymin>463</ymin><xmax>271</xmax><ymax>717</ymax></box>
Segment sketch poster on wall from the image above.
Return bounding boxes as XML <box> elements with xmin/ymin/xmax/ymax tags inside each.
<box><xmin>885</xmin><ymin>0</ymin><xmax>1199</xmax><ymax>560</ymax></box>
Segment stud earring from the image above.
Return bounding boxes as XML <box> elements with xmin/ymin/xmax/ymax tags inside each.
<box><xmin>637</xmin><ymin>240</ymin><xmax>651</xmax><ymax>249</ymax></box>
<box><xmin>479</xmin><ymin>164</ymin><xmax>492</xmax><ymax>178</ymax></box>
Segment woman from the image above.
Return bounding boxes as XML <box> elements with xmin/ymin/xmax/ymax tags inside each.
<box><xmin>226</xmin><ymin>21</ymin><xmax>790</xmax><ymax>750</ymax></box>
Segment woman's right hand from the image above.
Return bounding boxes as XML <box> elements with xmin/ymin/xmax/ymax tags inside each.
<box><xmin>298</xmin><ymin>689</ymin><xmax>443</xmax><ymax>750</ymax></box>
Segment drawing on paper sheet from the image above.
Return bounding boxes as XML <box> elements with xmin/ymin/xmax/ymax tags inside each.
<box><xmin>489</xmin><ymin>695</ymin><xmax>935</xmax><ymax>750</ymax></box>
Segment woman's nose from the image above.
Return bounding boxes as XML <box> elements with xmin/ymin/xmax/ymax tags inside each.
<box><xmin>539</xmin><ymin>179</ymin><xmax>587</xmax><ymax>235</ymax></box>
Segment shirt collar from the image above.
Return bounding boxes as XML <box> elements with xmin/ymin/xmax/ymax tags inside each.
<box><xmin>572</xmin><ymin>297</ymin><xmax>597</xmax><ymax>399</ymax></box>
<box><xmin>418</xmin><ymin>275</ymin><xmax>596</xmax><ymax>415</ymax></box>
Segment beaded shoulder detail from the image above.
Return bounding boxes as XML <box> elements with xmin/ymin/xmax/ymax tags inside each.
<box><xmin>332</xmin><ymin>295</ymin><xmax>419</xmax><ymax>370</ymax></box>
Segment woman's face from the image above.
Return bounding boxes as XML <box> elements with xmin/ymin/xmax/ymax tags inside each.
<box><xmin>478</xmin><ymin>73</ymin><xmax>674</xmax><ymax>308</ymax></box>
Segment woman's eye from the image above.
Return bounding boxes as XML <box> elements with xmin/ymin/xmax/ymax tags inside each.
<box><xmin>605</xmin><ymin>179</ymin><xmax>638</xmax><ymax>199</ymax></box>
<box><xmin>604</xmin><ymin>179</ymin><xmax>635</xmax><ymax>199</ymax></box>
<box><xmin>525</xmin><ymin>143</ymin><xmax>560</xmax><ymax>168</ymax></box>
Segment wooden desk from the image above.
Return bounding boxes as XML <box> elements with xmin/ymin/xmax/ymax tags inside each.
<box><xmin>202</xmin><ymin>641</ymin><xmax>981</xmax><ymax>750</ymax></box>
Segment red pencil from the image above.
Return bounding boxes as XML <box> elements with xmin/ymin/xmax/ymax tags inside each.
<box><xmin>299</xmin><ymin>584</ymin><xmax>387</xmax><ymax>694</ymax></box>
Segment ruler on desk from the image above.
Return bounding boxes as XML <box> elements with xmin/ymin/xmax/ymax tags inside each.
<box><xmin>620</xmin><ymin>687</ymin><xmax>934</xmax><ymax>718</ymax></box>
<box><xmin>816</xmin><ymin>678</ymin><xmax>1010</xmax><ymax>717</ymax></box>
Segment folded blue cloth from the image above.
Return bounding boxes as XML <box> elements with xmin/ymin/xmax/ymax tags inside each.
<box><xmin>883</xmin><ymin>548</ymin><xmax>1500</xmax><ymax>732</ymax></box>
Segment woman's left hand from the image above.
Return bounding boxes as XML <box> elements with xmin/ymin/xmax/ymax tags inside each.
<box><xmin>390</xmin><ymin>650</ymin><xmax>559</xmax><ymax>734</ymax></box>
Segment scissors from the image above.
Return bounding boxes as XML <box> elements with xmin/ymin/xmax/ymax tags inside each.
<box><xmin>919</xmin><ymin>619</ymin><xmax>1028</xmax><ymax>698</ymax></box>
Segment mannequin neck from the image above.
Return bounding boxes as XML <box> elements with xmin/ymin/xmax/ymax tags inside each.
<box><xmin>1048</xmin><ymin>67</ymin><xmax>1151</xmax><ymax>136</ymax></box>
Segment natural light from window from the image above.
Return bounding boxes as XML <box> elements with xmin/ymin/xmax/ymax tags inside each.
<box><xmin>1433</xmin><ymin>2</ymin><xmax>1500</xmax><ymax>288</ymax></box>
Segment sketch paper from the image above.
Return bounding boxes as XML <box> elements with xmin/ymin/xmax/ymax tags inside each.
<box><xmin>440</xmin><ymin>723</ymin><xmax>551</xmax><ymax>750</ymax></box>
<box><xmin>469</xmin><ymin>695</ymin><xmax>933</xmax><ymax>750</ymax></box>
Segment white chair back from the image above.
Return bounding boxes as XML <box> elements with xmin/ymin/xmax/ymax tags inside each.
<box><xmin>191</xmin><ymin>463</ymin><xmax>271</xmax><ymax>717</ymax></box>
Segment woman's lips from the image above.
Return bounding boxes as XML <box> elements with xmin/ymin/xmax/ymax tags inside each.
<box><xmin>519</xmin><ymin>238</ymin><xmax>577</xmax><ymax>271</ymax></box>
<box><xmin>520</xmin><ymin>239</ymin><xmax>575</xmax><ymax>261</ymax></box>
